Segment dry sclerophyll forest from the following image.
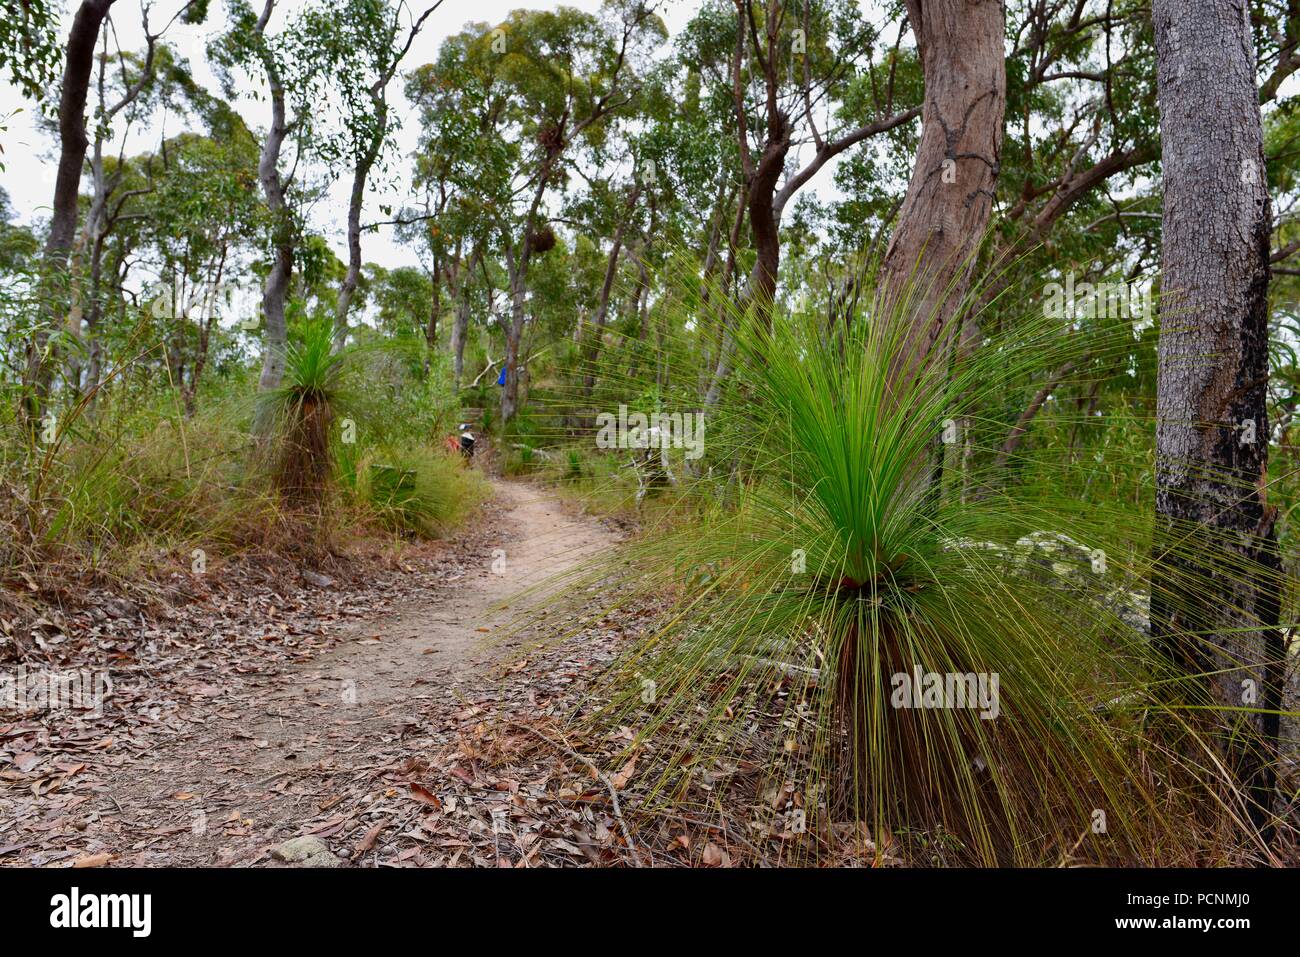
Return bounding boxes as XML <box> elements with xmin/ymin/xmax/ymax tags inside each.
<box><xmin>1</xmin><ymin>0</ymin><xmax>1299</xmax><ymax>885</ymax></box>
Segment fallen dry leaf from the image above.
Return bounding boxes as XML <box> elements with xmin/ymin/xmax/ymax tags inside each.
<box><xmin>700</xmin><ymin>842</ymin><xmax>731</xmax><ymax>867</ymax></box>
<box><xmin>12</xmin><ymin>753</ymin><xmax>38</xmax><ymax>773</ymax></box>
<box><xmin>609</xmin><ymin>755</ymin><xmax>637</xmax><ymax>790</ymax></box>
<box><xmin>352</xmin><ymin>819</ymin><xmax>387</xmax><ymax>859</ymax></box>
<box><xmin>409</xmin><ymin>783</ymin><xmax>442</xmax><ymax>809</ymax></box>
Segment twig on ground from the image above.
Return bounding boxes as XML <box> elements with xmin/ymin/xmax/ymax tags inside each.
<box><xmin>511</xmin><ymin>721</ymin><xmax>642</xmax><ymax>866</ymax></box>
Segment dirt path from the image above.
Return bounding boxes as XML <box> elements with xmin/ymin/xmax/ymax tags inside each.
<box><xmin>250</xmin><ymin>479</ymin><xmax>614</xmax><ymax>738</ymax></box>
<box><xmin>2</xmin><ymin>479</ymin><xmax>624</xmax><ymax>867</ymax></box>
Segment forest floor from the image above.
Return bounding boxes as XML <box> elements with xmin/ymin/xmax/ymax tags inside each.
<box><xmin>22</xmin><ymin>475</ymin><xmax>1289</xmax><ymax>868</ymax></box>
<box><xmin>0</xmin><ymin>478</ymin><xmax>724</xmax><ymax>867</ymax></box>
<box><xmin>20</xmin><ymin>475</ymin><xmax>1279</xmax><ymax>867</ymax></box>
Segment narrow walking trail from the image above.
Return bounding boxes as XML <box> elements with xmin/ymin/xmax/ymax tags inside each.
<box><xmin>1</xmin><ymin>480</ymin><xmax>627</xmax><ymax>867</ymax></box>
<box><xmin>253</xmin><ymin>480</ymin><xmax>615</xmax><ymax>723</ymax></box>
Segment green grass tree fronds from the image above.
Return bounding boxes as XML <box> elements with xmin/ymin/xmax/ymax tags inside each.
<box><xmin>515</xmin><ymin>259</ymin><xmax>1297</xmax><ymax>865</ymax></box>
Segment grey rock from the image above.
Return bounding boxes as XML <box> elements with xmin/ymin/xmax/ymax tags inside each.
<box><xmin>301</xmin><ymin>570</ymin><xmax>336</xmax><ymax>589</ymax></box>
<box><xmin>942</xmin><ymin>530</ymin><xmax>1150</xmax><ymax>635</ymax></box>
<box><xmin>271</xmin><ymin>835</ymin><xmax>342</xmax><ymax>867</ymax></box>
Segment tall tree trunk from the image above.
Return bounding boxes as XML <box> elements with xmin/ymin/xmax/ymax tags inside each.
<box><xmin>877</xmin><ymin>0</ymin><xmax>1005</xmax><ymax>377</ymax></box>
<box><xmin>451</xmin><ymin>247</ymin><xmax>481</xmax><ymax>391</ymax></box>
<box><xmin>701</xmin><ymin>6</ymin><xmax>786</xmax><ymax>410</ymax></box>
<box><xmin>628</xmin><ymin>238</ymin><xmax>654</xmax><ymax>380</ymax></box>
<box><xmin>581</xmin><ymin>194</ymin><xmax>636</xmax><ymax>398</ymax></box>
<box><xmin>185</xmin><ymin>247</ymin><xmax>227</xmax><ymax>416</ymax></box>
<box><xmin>425</xmin><ymin>266</ymin><xmax>442</xmax><ymax>362</ymax></box>
<box><xmin>500</xmin><ymin>116</ymin><xmax>575</xmax><ymax>424</ymax></box>
<box><xmin>451</xmin><ymin>283</ymin><xmax>470</xmax><ymax>390</ymax></box>
<box><xmin>501</xmin><ymin>172</ymin><xmax>551</xmax><ymax>423</ymax></box>
<box><xmin>501</xmin><ymin>238</ymin><xmax>530</xmax><ymax>425</ymax></box>
<box><xmin>22</xmin><ymin>0</ymin><xmax>116</xmax><ymax>431</ymax></box>
<box><xmin>700</xmin><ymin>0</ymin><xmax>920</xmax><ymax>411</ymax></box>
<box><xmin>1151</xmin><ymin>0</ymin><xmax>1282</xmax><ymax>836</ymax></box>
<box><xmin>700</xmin><ymin>190</ymin><xmax>746</xmax><ymax>403</ymax></box>
<box><xmin>68</xmin><ymin>27</ymin><xmax>126</xmax><ymax>398</ymax></box>
<box><xmin>332</xmin><ymin>140</ymin><xmax>380</xmax><ymax>350</ymax></box>
<box><xmin>76</xmin><ymin>100</ymin><xmax>114</xmax><ymax>401</ymax></box>
<box><xmin>745</xmin><ymin>118</ymin><xmax>791</xmax><ymax>310</ymax></box>
<box><xmin>88</xmin><ymin>252</ymin><xmax>131</xmax><ymax>402</ymax></box>
<box><xmin>255</xmin><ymin>0</ymin><xmax>292</xmax><ymax>393</ymax></box>
<box><xmin>331</xmin><ymin>3</ymin><xmax>438</xmax><ymax>350</ymax></box>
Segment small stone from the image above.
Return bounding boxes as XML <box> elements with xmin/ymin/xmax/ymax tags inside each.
<box><xmin>271</xmin><ymin>835</ymin><xmax>341</xmax><ymax>867</ymax></box>
<box><xmin>302</xmin><ymin>570</ymin><xmax>336</xmax><ymax>588</ymax></box>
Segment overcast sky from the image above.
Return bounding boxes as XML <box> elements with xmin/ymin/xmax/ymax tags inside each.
<box><xmin>0</xmin><ymin>0</ymin><xmax>882</xmax><ymax>273</ymax></box>
<box><xmin>0</xmin><ymin>1</ymin><xmax>697</xmax><ymax>270</ymax></box>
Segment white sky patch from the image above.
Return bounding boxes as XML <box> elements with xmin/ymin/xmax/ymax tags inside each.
<box><xmin>0</xmin><ymin>0</ymin><xmax>894</xmax><ymax>272</ymax></box>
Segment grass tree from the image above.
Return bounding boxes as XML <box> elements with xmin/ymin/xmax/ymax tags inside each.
<box><xmin>539</xmin><ymin>267</ymin><xmax>1285</xmax><ymax>864</ymax></box>
<box><xmin>255</xmin><ymin>319</ymin><xmax>346</xmax><ymax>514</ymax></box>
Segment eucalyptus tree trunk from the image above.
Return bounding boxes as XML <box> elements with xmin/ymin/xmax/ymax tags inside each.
<box><xmin>877</xmin><ymin>0</ymin><xmax>1005</xmax><ymax>375</ymax></box>
<box><xmin>500</xmin><ymin>170</ymin><xmax>551</xmax><ymax>424</ymax></box>
<box><xmin>1151</xmin><ymin>0</ymin><xmax>1283</xmax><ymax>836</ymax></box>
<box><xmin>581</xmin><ymin>187</ymin><xmax>639</xmax><ymax>398</ymax></box>
<box><xmin>451</xmin><ymin>247</ymin><xmax>482</xmax><ymax>391</ymax></box>
<box><xmin>450</xmin><ymin>285</ymin><xmax>471</xmax><ymax>390</ymax></box>
<box><xmin>255</xmin><ymin>0</ymin><xmax>292</xmax><ymax>393</ymax></box>
<box><xmin>332</xmin><ymin>141</ymin><xmax>379</xmax><ymax>351</ymax></box>
<box><xmin>425</xmin><ymin>267</ymin><xmax>442</xmax><ymax>357</ymax></box>
<box><xmin>22</xmin><ymin>0</ymin><xmax>116</xmax><ymax>431</ymax></box>
<box><xmin>501</xmin><ymin>240</ymin><xmax>530</xmax><ymax>425</ymax></box>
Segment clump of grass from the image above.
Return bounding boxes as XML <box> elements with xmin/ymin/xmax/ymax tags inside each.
<box><xmin>503</xmin><ymin>443</ymin><xmax>536</xmax><ymax>476</ymax></box>
<box><xmin>0</xmin><ymin>382</ymin><xmax>282</xmax><ymax>583</ymax></box>
<box><xmin>353</xmin><ymin>442</ymin><xmax>490</xmax><ymax>538</ymax></box>
<box><xmin>564</xmin><ymin>449</ymin><xmax>583</xmax><ymax>481</ymax></box>
<box><xmin>0</xmin><ymin>317</ymin><xmax>482</xmax><ymax>611</ymax></box>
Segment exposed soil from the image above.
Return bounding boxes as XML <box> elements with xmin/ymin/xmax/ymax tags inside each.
<box><xmin>0</xmin><ymin>479</ymin><xmax>655</xmax><ymax>867</ymax></box>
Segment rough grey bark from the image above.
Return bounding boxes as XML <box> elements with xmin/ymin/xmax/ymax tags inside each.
<box><xmin>1151</xmin><ymin>0</ymin><xmax>1283</xmax><ymax>835</ymax></box>
<box><xmin>877</xmin><ymin>0</ymin><xmax>1005</xmax><ymax>377</ymax></box>
<box><xmin>254</xmin><ymin>0</ymin><xmax>292</xmax><ymax>393</ymax></box>
<box><xmin>22</xmin><ymin>0</ymin><xmax>116</xmax><ymax>430</ymax></box>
